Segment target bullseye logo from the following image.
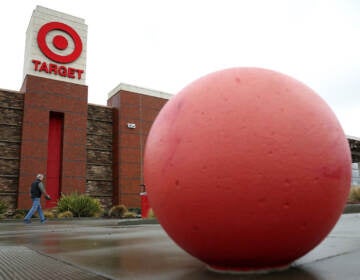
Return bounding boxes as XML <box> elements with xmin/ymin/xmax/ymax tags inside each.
<box><xmin>37</xmin><ymin>22</ymin><xmax>82</xmax><ymax>64</ymax></box>
<box><xmin>53</xmin><ymin>35</ymin><xmax>68</xmax><ymax>50</ymax></box>
<box><xmin>32</xmin><ymin>21</ymin><xmax>85</xmax><ymax>80</ymax></box>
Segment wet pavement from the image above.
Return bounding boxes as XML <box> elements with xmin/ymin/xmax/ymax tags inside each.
<box><xmin>0</xmin><ymin>214</ymin><xmax>359</xmax><ymax>279</ymax></box>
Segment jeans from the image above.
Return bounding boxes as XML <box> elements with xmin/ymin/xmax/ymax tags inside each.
<box><xmin>24</xmin><ymin>197</ymin><xmax>45</xmax><ymax>222</ymax></box>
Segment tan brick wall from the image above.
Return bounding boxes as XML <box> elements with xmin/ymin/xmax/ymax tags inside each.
<box><xmin>0</xmin><ymin>90</ymin><xmax>24</xmax><ymax>211</ymax></box>
<box><xmin>86</xmin><ymin>104</ymin><xmax>113</xmax><ymax>210</ymax></box>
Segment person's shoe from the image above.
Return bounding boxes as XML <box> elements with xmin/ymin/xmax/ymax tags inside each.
<box><xmin>40</xmin><ymin>219</ymin><xmax>47</xmax><ymax>224</ymax></box>
<box><xmin>24</xmin><ymin>219</ymin><xmax>31</xmax><ymax>224</ymax></box>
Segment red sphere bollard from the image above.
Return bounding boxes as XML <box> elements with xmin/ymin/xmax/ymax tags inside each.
<box><xmin>144</xmin><ymin>68</ymin><xmax>351</xmax><ymax>273</ymax></box>
<box><xmin>140</xmin><ymin>192</ymin><xmax>150</xmax><ymax>218</ymax></box>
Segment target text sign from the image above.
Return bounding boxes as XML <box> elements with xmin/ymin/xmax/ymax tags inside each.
<box><xmin>23</xmin><ymin>6</ymin><xmax>87</xmax><ymax>85</ymax></box>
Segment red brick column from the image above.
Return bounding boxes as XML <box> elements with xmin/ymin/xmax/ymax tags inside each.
<box><xmin>18</xmin><ymin>75</ymin><xmax>88</xmax><ymax>209</ymax></box>
<box><xmin>108</xmin><ymin>89</ymin><xmax>167</xmax><ymax>208</ymax></box>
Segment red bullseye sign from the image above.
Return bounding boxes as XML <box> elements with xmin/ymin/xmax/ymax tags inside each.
<box><xmin>37</xmin><ymin>22</ymin><xmax>82</xmax><ymax>64</ymax></box>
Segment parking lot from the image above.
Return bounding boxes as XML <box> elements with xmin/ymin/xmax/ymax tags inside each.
<box><xmin>0</xmin><ymin>215</ymin><xmax>359</xmax><ymax>279</ymax></box>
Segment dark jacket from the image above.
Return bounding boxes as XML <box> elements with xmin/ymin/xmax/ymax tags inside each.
<box><xmin>30</xmin><ymin>179</ymin><xmax>42</xmax><ymax>198</ymax></box>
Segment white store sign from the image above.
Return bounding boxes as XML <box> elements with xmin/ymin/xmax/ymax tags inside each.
<box><xmin>23</xmin><ymin>6</ymin><xmax>87</xmax><ymax>85</ymax></box>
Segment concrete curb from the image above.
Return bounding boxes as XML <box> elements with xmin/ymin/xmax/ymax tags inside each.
<box><xmin>343</xmin><ymin>204</ymin><xmax>360</xmax><ymax>214</ymax></box>
<box><xmin>0</xmin><ymin>217</ymin><xmax>159</xmax><ymax>225</ymax></box>
<box><xmin>118</xmin><ymin>218</ymin><xmax>159</xmax><ymax>226</ymax></box>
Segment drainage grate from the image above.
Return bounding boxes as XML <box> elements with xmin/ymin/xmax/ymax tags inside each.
<box><xmin>0</xmin><ymin>246</ymin><xmax>110</xmax><ymax>280</ymax></box>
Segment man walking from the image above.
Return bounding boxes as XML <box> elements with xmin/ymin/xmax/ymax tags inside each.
<box><xmin>24</xmin><ymin>174</ymin><xmax>51</xmax><ymax>224</ymax></box>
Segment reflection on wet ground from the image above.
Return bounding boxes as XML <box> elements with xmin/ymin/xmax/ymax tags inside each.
<box><xmin>0</xmin><ymin>215</ymin><xmax>359</xmax><ymax>279</ymax></box>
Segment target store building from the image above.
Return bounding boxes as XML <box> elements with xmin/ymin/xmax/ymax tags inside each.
<box><xmin>0</xmin><ymin>6</ymin><xmax>171</xmax><ymax>212</ymax></box>
<box><xmin>0</xmin><ymin>6</ymin><xmax>360</xmax><ymax>213</ymax></box>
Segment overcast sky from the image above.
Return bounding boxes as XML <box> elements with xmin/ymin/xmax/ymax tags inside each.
<box><xmin>1</xmin><ymin>0</ymin><xmax>359</xmax><ymax>137</ymax></box>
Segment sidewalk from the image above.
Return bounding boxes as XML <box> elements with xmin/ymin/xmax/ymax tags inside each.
<box><xmin>0</xmin><ymin>214</ymin><xmax>359</xmax><ymax>279</ymax></box>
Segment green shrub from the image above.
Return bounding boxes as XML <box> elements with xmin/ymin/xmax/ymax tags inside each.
<box><xmin>44</xmin><ymin>210</ymin><xmax>56</xmax><ymax>219</ymax></box>
<box><xmin>128</xmin><ymin>208</ymin><xmax>141</xmax><ymax>215</ymax></box>
<box><xmin>108</xmin><ymin>204</ymin><xmax>128</xmax><ymax>218</ymax></box>
<box><xmin>147</xmin><ymin>208</ymin><xmax>156</xmax><ymax>219</ymax></box>
<box><xmin>0</xmin><ymin>200</ymin><xmax>8</xmax><ymax>217</ymax></box>
<box><xmin>13</xmin><ymin>213</ymin><xmax>24</xmax><ymax>219</ymax></box>
<box><xmin>12</xmin><ymin>209</ymin><xmax>27</xmax><ymax>219</ymax></box>
<box><xmin>122</xmin><ymin>211</ymin><xmax>137</xmax><ymax>219</ymax></box>
<box><xmin>57</xmin><ymin>193</ymin><xmax>103</xmax><ymax>217</ymax></box>
<box><xmin>349</xmin><ymin>186</ymin><xmax>360</xmax><ymax>203</ymax></box>
<box><xmin>57</xmin><ymin>210</ymin><xmax>74</xmax><ymax>218</ymax></box>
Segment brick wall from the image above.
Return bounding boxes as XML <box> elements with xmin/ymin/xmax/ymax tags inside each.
<box><xmin>1</xmin><ymin>77</ymin><xmax>357</xmax><ymax>213</ymax></box>
<box><xmin>0</xmin><ymin>90</ymin><xmax>24</xmax><ymax>212</ymax></box>
<box><xmin>18</xmin><ymin>75</ymin><xmax>88</xmax><ymax>209</ymax></box>
<box><xmin>108</xmin><ymin>88</ymin><xmax>169</xmax><ymax>208</ymax></box>
<box><xmin>86</xmin><ymin>104</ymin><xmax>113</xmax><ymax>210</ymax></box>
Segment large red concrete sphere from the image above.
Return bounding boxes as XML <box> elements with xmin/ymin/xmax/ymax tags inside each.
<box><xmin>144</xmin><ymin>68</ymin><xmax>351</xmax><ymax>273</ymax></box>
